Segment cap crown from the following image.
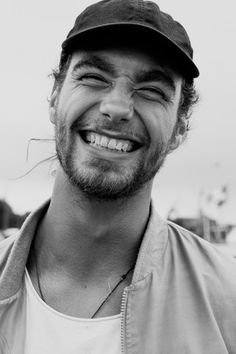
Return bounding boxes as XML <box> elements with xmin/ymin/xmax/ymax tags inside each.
<box><xmin>62</xmin><ymin>0</ymin><xmax>199</xmax><ymax>78</ymax></box>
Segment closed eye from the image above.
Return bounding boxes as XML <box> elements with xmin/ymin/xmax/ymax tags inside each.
<box><xmin>136</xmin><ymin>87</ymin><xmax>169</xmax><ymax>102</ymax></box>
<box><xmin>76</xmin><ymin>73</ymin><xmax>109</xmax><ymax>87</ymax></box>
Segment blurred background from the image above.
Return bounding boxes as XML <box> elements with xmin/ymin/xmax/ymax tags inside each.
<box><xmin>0</xmin><ymin>0</ymin><xmax>236</xmax><ymax>253</ymax></box>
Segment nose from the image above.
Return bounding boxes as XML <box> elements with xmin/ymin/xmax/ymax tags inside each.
<box><xmin>99</xmin><ymin>83</ymin><xmax>134</xmax><ymax>122</ymax></box>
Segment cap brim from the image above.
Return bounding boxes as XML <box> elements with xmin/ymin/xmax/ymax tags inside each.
<box><xmin>62</xmin><ymin>23</ymin><xmax>199</xmax><ymax>79</ymax></box>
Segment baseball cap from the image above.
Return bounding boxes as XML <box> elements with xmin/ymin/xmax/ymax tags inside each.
<box><xmin>61</xmin><ymin>0</ymin><xmax>199</xmax><ymax>79</ymax></box>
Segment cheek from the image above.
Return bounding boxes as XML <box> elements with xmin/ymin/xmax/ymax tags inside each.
<box><xmin>141</xmin><ymin>110</ymin><xmax>177</xmax><ymax>148</ymax></box>
<box><xmin>57</xmin><ymin>85</ymin><xmax>101</xmax><ymax>127</ymax></box>
<box><xmin>135</xmin><ymin>98</ymin><xmax>178</xmax><ymax>144</ymax></box>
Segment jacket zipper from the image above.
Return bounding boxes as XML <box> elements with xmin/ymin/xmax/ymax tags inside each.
<box><xmin>120</xmin><ymin>287</ymin><xmax>128</xmax><ymax>353</ymax></box>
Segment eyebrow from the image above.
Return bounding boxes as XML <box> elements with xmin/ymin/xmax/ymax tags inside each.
<box><xmin>71</xmin><ymin>54</ymin><xmax>176</xmax><ymax>92</ymax></box>
<box><xmin>71</xmin><ymin>54</ymin><xmax>117</xmax><ymax>76</ymax></box>
<box><xmin>135</xmin><ymin>70</ymin><xmax>176</xmax><ymax>92</ymax></box>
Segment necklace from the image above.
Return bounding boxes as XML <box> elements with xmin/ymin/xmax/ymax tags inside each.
<box><xmin>33</xmin><ymin>245</ymin><xmax>134</xmax><ymax>318</ymax></box>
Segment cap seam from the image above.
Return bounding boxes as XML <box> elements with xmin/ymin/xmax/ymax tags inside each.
<box><xmin>138</xmin><ymin>0</ymin><xmax>143</xmax><ymax>19</ymax></box>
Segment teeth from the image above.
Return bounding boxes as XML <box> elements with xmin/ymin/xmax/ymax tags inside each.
<box><xmin>84</xmin><ymin>132</ymin><xmax>134</xmax><ymax>152</ymax></box>
<box><xmin>91</xmin><ymin>133</ymin><xmax>96</xmax><ymax>143</ymax></box>
<box><xmin>108</xmin><ymin>139</ymin><xmax>117</xmax><ymax>149</ymax></box>
<box><xmin>85</xmin><ymin>132</ymin><xmax>92</xmax><ymax>142</ymax></box>
<box><xmin>116</xmin><ymin>142</ymin><xmax>123</xmax><ymax>151</ymax></box>
<box><xmin>95</xmin><ymin>134</ymin><xmax>100</xmax><ymax>145</ymax></box>
<box><xmin>122</xmin><ymin>143</ymin><xmax>128</xmax><ymax>152</ymax></box>
<box><xmin>100</xmin><ymin>136</ymin><xmax>109</xmax><ymax>147</ymax></box>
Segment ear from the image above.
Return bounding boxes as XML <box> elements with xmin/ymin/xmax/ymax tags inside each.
<box><xmin>168</xmin><ymin>118</ymin><xmax>188</xmax><ymax>152</ymax></box>
<box><xmin>49</xmin><ymin>89</ymin><xmax>58</xmax><ymax>125</ymax></box>
<box><xmin>169</xmin><ymin>134</ymin><xmax>184</xmax><ymax>152</ymax></box>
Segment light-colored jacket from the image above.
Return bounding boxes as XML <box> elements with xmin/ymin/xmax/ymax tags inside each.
<box><xmin>1</xmin><ymin>201</ymin><xmax>236</xmax><ymax>353</ymax></box>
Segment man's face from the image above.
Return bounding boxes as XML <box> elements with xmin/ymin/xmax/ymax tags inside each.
<box><xmin>50</xmin><ymin>44</ymin><xmax>183</xmax><ymax>200</ymax></box>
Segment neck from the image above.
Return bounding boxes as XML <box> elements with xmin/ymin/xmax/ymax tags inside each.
<box><xmin>34</xmin><ymin>168</ymin><xmax>152</xmax><ymax>281</ymax></box>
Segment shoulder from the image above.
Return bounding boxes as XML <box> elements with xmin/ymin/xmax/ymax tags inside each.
<box><xmin>165</xmin><ymin>221</ymin><xmax>236</xmax><ymax>332</ymax></box>
<box><xmin>166</xmin><ymin>219</ymin><xmax>234</xmax><ymax>261</ymax></box>
<box><xmin>166</xmin><ymin>220</ymin><xmax>236</xmax><ymax>288</ymax></box>
<box><xmin>166</xmin><ymin>219</ymin><xmax>232</xmax><ymax>258</ymax></box>
<box><xmin>148</xmin><ymin>205</ymin><xmax>236</xmax><ymax>271</ymax></box>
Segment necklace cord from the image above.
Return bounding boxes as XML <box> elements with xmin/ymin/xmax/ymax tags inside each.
<box><xmin>91</xmin><ymin>264</ymin><xmax>134</xmax><ymax>318</ymax></box>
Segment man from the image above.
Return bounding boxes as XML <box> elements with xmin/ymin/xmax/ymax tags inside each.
<box><xmin>1</xmin><ymin>0</ymin><xmax>236</xmax><ymax>353</ymax></box>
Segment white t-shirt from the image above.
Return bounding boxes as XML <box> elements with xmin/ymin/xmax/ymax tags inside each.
<box><xmin>24</xmin><ymin>270</ymin><xmax>121</xmax><ymax>354</ymax></box>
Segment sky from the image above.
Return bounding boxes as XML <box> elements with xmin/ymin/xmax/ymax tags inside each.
<box><xmin>0</xmin><ymin>0</ymin><xmax>236</xmax><ymax>223</ymax></box>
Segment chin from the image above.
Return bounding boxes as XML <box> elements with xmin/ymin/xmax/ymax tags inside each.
<box><xmin>66</xmin><ymin>165</ymin><xmax>141</xmax><ymax>201</ymax></box>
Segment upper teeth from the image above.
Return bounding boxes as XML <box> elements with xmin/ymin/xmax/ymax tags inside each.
<box><xmin>85</xmin><ymin>132</ymin><xmax>133</xmax><ymax>152</ymax></box>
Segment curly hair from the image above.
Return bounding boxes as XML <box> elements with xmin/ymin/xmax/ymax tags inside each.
<box><xmin>177</xmin><ymin>80</ymin><xmax>199</xmax><ymax>136</ymax></box>
<box><xmin>51</xmin><ymin>53</ymin><xmax>72</xmax><ymax>93</ymax></box>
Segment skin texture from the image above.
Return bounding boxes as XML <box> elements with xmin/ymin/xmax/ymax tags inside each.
<box><xmin>28</xmin><ymin>44</ymin><xmax>185</xmax><ymax>318</ymax></box>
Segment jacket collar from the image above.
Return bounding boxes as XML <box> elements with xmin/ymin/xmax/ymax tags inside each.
<box><xmin>0</xmin><ymin>199</ymin><xmax>168</xmax><ymax>301</ymax></box>
<box><xmin>132</xmin><ymin>204</ymin><xmax>168</xmax><ymax>284</ymax></box>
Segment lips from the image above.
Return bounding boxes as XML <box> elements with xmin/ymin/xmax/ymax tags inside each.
<box><xmin>80</xmin><ymin>131</ymin><xmax>142</xmax><ymax>153</ymax></box>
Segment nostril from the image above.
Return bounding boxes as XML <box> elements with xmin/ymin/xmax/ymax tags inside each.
<box><xmin>100</xmin><ymin>101</ymin><xmax>133</xmax><ymax>122</ymax></box>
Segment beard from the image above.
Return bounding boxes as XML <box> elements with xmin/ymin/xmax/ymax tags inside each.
<box><xmin>55</xmin><ymin>116</ymin><xmax>171</xmax><ymax>201</ymax></box>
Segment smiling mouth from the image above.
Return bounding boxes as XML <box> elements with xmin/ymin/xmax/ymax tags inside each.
<box><xmin>79</xmin><ymin>131</ymin><xmax>142</xmax><ymax>153</ymax></box>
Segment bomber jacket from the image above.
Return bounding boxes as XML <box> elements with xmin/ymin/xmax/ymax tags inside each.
<box><xmin>1</xmin><ymin>200</ymin><xmax>236</xmax><ymax>353</ymax></box>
